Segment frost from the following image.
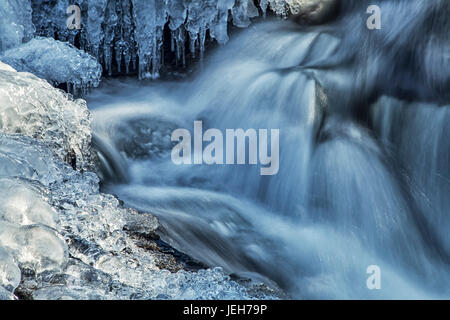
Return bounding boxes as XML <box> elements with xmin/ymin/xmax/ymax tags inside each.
<box><xmin>1</xmin><ymin>37</ymin><xmax>102</xmax><ymax>94</ymax></box>
<box><xmin>0</xmin><ymin>0</ymin><xmax>34</xmax><ymax>52</ymax></box>
<box><xmin>0</xmin><ymin>62</ymin><xmax>92</xmax><ymax>170</ymax></box>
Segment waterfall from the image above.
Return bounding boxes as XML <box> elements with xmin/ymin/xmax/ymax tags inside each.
<box><xmin>86</xmin><ymin>0</ymin><xmax>450</xmax><ymax>299</ymax></box>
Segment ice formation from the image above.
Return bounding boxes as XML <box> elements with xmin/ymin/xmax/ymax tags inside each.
<box><xmin>0</xmin><ymin>132</ymin><xmax>273</xmax><ymax>300</ymax></box>
<box><xmin>31</xmin><ymin>0</ymin><xmax>296</xmax><ymax>79</ymax></box>
<box><xmin>0</xmin><ymin>62</ymin><xmax>276</xmax><ymax>300</ymax></box>
<box><xmin>0</xmin><ymin>0</ymin><xmax>303</xmax><ymax>83</ymax></box>
<box><xmin>0</xmin><ymin>0</ymin><xmax>34</xmax><ymax>52</ymax></box>
<box><xmin>0</xmin><ymin>62</ymin><xmax>92</xmax><ymax>170</ymax></box>
<box><xmin>0</xmin><ymin>37</ymin><xmax>102</xmax><ymax>94</ymax></box>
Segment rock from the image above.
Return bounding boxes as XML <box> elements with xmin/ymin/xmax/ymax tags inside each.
<box><xmin>289</xmin><ymin>0</ymin><xmax>339</xmax><ymax>25</ymax></box>
<box><xmin>123</xmin><ymin>209</ymin><xmax>159</xmax><ymax>236</ymax></box>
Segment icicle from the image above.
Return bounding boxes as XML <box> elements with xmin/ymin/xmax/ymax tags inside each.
<box><xmin>29</xmin><ymin>0</ymin><xmax>287</xmax><ymax>81</ymax></box>
<box><xmin>115</xmin><ymin>41</ymin><xmax>124</xmax><ymax>73</ymax></box>
<box><xmin>171</xmin><ymin>27</ymin><xmax>186</xmax><ymax>66</ymax></box>
<box><xmin>199</xmin><ymin>27</ymin><xmax>207</xmax><ymax>61</ymax></box>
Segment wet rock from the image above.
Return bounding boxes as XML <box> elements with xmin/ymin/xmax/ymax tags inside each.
<box><xmin>290</xmin><ymin>0</ymin><xmax>339</xmax><ymax>25</ymax></box>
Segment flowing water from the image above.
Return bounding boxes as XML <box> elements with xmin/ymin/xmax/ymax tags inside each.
<box><xmin>86</xmin><ymin>12</ymin><xmax>450</xmax><ymax>299</ymax></box>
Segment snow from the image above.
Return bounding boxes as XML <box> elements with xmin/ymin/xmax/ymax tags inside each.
<box><xmin>1</xmin><ymin>37</ymin><xmax>102</xmax><ymax>94</ymax></box>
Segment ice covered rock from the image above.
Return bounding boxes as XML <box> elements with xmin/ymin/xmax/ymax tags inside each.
<box><xmin>0</xmin><ymin>132</ymin><xmax>272</xmax><ymax>300</ymax></box>
<box><xmin>0</xmin><ymin>62</ymin><xmax>92</xmax><ymax>170</ymax></box>
<box><xmin>0</xmin><ymin>222</ymin><xmax>69</xmax><ymax>274</ymax></box>
<box><xmin>0</xmin><ymin>134</ymin><xmax>71</xmax><ymax>186</ymax></box>
<box><xmin>0</xmin><ymin>178</ymin><xmax>57</xmax><ymax>228</ymax></box>
<box><xmin>0</xmin><ymin>0</ymin><xmax>35</xmax><ymax>52</ymax></box>
<box><xmin>31</xmin><ymin>0</ymin><xmax>301</xmax><ymax>80</ymax></box>
<box><xmin>0</xmin><ymin>37</ymin><xmax>102</xmax><ymax>94</ymax></box>
<box><xmin>0</xmin><ymin>44</ymin><xmax>276</xmax><ymax>299</ymax></box>
<box><xmin>289</xmin><ymin>0</ymin><xmax>339</xmax><ymax>24</ymax></box>
<box><xmin>0</xmin><ymin>247</ymin><xmax>21</xmax><ymax>293</ymax></box>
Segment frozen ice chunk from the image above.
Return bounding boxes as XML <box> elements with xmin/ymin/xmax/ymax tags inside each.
<box><xmin>0</xmin><ymin>286</ymin><xmax>16</xmax><ymax>300</ymax></box>
<box><xmin>0</xmin><ymin>0</ymin><xmax>35</xmax><ymax>52</ymax></box>
<box><xmin>0</xmin><ymin>222</ymin><xmax>68</xmax><ymax>274</ymax></box>
<box><xmin>232</xmin><ymin>0</ymin><xmax>260</xmax><ymax>28</ymax></box>
<box><xmin>0</xmin><ymin>134</ymin><xmax>70</xmax><ymax>186</ymax></box>
<box><xmin>0</xmin><ymin>37</ymin><xmax>102</xmax><ymax>94</ymax></box>
<box><xmin>0</xmin><ymin>62</ymin><xmax>92</xmax><ymax>170</ymax></box>
<box><xmin>32</xmin><ymin>285</ymin><xmax>113</xmax><ymax>300</ymax></box>
<box><xmin>0</xmin><ymin>178</ymin><xmax>57</xmax><ymax>228</ymax></box>
<box><xmin>0</xmin><ymin>247</ymin><xmax>21</xmax><ymax>293</ymax></box>
<box><xmin>0</xmin><ymin>62</ymin><xmax>15</xmax><ymax>72</ymax></box>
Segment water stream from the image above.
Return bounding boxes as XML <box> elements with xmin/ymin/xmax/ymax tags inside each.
<box><xmin>86</xmin><ymin>15</ymin><xmax>450</xmax><ymax>299</ymax></box>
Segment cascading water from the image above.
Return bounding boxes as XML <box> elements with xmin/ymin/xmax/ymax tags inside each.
<box><xmin>86</xmin><ymin>1</ymin><xmax>450</xmax><ymax>299</ymax></box>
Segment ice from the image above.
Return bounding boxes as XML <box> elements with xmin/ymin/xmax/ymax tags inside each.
<box><xmin>0</xmin><ymin>285</ymin><xmax>16</xmax><ymax>300</ymax></box>
<box><xmin>0</xmin><ymin>222</ymin><xmax>68</xmax><ymax>274</ymax></box>
<box><xmin>0</xmin><ymin>94</ymin><xmax>271</xmax><ymax>301</ymax></box>
<box><xmin>0</xmin><ymin>2</ymin><xmax>286</xmax><ymax>300</ymax></box>
<box><xmin>0</xmin><ymin>37</ymin><xmax>102</xmax><ymax>94</ymax></box>
<box><xmin>131</xmin><ymin>0</ymin><xmax>167</xmax><ymax>79</ymax></box>
<box><xmin>232</xmin><ymin>0</ymin><xmax>260</xmax><ymax>28</ymax></box>
<box><xmin>0</xmin><ymin>131</ymin><xmax>266</xmax><ymax>299</ymax></box>
<box><xmin>31</xmin><ymin>0</ymin><xmax>72</xmax><ymax>41</ymax></box>
<box><xmin>0</xmin><ymin>178</ymin><xmax>57</xmax><ymax>228</ymax></box>
<box><xmin>31</xmin><ymin>0</ymin><xmax>298</xmax><ymax>80</ymax></box>
<box><xmin>0</xmin><ymin>247</ymin><xmax>21</xmax><ymax>293</ymax></box>
<box><xmin>0</xmin><ymin>0</ymin><xmax>34</xmax><ymax>52</ymax></box>
<box><xmin>0</xmin><ymin>61</ymin><xmax>92</xmax><ymax>170</ymax></box>
<box><xmin>0</xmin><ymin>134</ymin><xmax>71</xmax><ymax>186</ymax></box>
<box><xmin>86</xmin><ymin>0</ymin><xmax>108</xmax><ymax>58</ymax></box>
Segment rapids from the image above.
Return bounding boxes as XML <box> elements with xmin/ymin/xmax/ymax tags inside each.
<box><xmin>86</xmin><ymin>7</ymin><xmax>450</xmax><ymax>299</ymax></box>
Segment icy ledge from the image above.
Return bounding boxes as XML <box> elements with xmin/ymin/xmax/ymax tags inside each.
<box><xmin>0</xmin><ymin>62</ymin><xmax>277</xmax><ymax>300</ymax></box>
<box><xmin>0</xmin><ymin>62</ymin><xmax>91</xmax><ymax>170</ymax></box>
<box><xmin>0</xmin><ymin>37</ymin><xmax>102</xmax><ymax>95</ymax></box>
<box><xmin>0</xmin><ymin>134</ymin><xmax>275</xmax><ymax>300</ymax></box>
<box><xmin>31</xmin><ymin>0</ymin><xmax>305</xmax><ymax>80</ymax></box>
